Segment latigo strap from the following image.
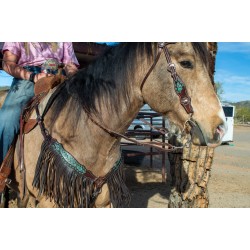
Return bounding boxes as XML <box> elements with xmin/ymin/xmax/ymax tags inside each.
<box><xmin>0</xmin><ymin>143</ymin><xmax>15</xmax><ymax>202</ymax></box>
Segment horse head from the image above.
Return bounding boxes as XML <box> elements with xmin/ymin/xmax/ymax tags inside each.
<box><xmin>141</xmin><ymin>42</ymin><xmax>227</xmax><ymax>147</ymax></box>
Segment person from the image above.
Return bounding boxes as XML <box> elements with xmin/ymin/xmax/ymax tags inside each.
<box><xmin>0</xmin><ymin>42</ymin><xmax>79</xmax><ymax>165</ymax></box>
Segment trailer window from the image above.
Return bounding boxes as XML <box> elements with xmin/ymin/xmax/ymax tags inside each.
<box><xmin>223</xmin><ymin>107</ymin><xmax>233</xmax><ymax>117</ymax></box>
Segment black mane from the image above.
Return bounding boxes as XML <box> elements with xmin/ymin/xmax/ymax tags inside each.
<box><xmin>49</xmin><ymin>42</ymin><xmax>209</xmax><ymax>125</ymax></box>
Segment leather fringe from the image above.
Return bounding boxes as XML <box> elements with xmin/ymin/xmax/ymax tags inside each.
<box><xmin>107</xmin><ymin>162</ymin><xmax>131</xmax><ymax>208</ymax></box>
<box><xmin>33</xmin><ymin>136</ymin><xmax>130</xmax><ymax>208</ymax></box>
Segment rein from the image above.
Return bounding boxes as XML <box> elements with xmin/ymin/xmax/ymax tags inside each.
<box><xmin>84</xmin><ymin>108</ymin><xmax>185</xmax><ymax>152</ymax></box>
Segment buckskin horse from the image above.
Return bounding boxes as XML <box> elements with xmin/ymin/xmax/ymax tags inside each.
<box><xmin>1</xmin><ymin>42</ymin><xmax>227</xmax><ymax>208</ymax></box>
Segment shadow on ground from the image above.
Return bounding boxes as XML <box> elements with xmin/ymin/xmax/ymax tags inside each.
<box><xmin>123</xmin><ymin>149</ymin><xmax>171</xmax><ymax>208</ymax></box>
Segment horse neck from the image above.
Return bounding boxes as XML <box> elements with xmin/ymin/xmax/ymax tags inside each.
<box><xmin>63</xmin><ymin>99</ymin><xmax>144</xmax><ymax>176</ymax></box>
<box><xmin>51</xmin><ymin>47</ymin><xmax>155</xmax><ymax>176</ymax></box>
<box><xmin>94</xmin><ymin>59</ymin><xmax>154</xmax><ymax>135</ymax></box>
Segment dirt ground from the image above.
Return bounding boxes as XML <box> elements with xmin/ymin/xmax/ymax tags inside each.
<box><xmin>124</xmin><ymin>125</ymin><xmax>250</xmax><ymax>208</ymax></box>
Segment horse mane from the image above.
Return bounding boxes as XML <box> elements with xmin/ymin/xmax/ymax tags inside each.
<box><xmin>50</xmin><ymin>43</ymin><xmax>157</xmax><ymax>125</ymax></box>
<box><xmin>49</xmin><ymin>42</ymin><xmax>209</xmax><ymax>125</ymax></box>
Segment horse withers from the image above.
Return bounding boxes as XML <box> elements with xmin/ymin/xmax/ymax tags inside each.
<box><xmin>1</xmin><ymin>43</ymin><xmax>227</xmax><ymax>207</ymax></box>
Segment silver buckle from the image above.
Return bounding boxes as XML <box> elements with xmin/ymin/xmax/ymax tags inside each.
<box><xmin>41</xmin><ymin>58</ymin><xmax>59</xmax><ymax>73</ymax></box>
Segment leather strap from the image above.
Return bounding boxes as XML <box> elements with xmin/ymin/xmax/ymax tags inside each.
<box><xmin>18</xmin><ymin>75</ymin><xmax>66</xmax><ymax>198</ymax></box>
<box><xmin>86</xmin><ymin>109</ymin><xmax>181</xmax><ymax>152</ymax></box>
<box><xmin>0</xmin><ymin>142</ymin><xmax>15</xmax><ymax>194</ymax></box>
<box><xmin>140</xmin><ymin>43</ymin><xmax>194</xmax><ymax>115</ymax></box>
<box><xmin>140</xmin><ymin>46</ymin><xmax>163</xmax><ymax>91</ymax></box>
<box><xmin>162</xmin><ymin>45</ymin><xmax>194</xmax><ymax>114</ymax></box>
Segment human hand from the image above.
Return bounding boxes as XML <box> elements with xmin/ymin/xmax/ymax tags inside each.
<box><xmin>64</xmin><ymin>62</ymin><xmax>78</xmax><ymax>77</ymax></box>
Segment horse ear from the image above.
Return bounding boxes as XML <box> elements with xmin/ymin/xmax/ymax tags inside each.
<box><xmin>206</xmin><ymin>42</ymin><xmax>217</xmax><ymax>87</ymax></box>
<box><xmin>34</xmin><ymin>75</ymin><xmax>66</xmax><ymax>96</ymax></box>
<box><xmin>207</xmin><ymin>42</ymin><xmax>217</xmax><ymax>56</ymax></box>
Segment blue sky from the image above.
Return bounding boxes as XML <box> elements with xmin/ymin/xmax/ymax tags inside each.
<box><xmin>215</xmin><ymin>42</ymin><xmax>250</xmax><ymax>102</ymax></box>
<box><xmin>1</xmin><ymin>42</ymin><xmax>250</xmax><ymax>103</ymax></box>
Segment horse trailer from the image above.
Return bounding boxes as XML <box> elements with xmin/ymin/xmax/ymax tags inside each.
<box><xmin>221</xmin><ymin>104</ymin><xmax>235</xmax><ymax>143</ymax></box>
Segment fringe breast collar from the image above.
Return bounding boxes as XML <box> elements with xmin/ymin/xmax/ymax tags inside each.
<box><xmin>33</xmin><ymin>134</ymin><xmax>130</xmax><ymax>208</ymax></box>
<box><xmin>31</xmin><ymin>83</ymin><xmax>130</xmax><ymax>208</ymax></box>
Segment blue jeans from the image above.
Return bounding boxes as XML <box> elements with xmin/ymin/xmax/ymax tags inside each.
<box><xmin>0</xmin><ymin>78</ymin><xmax>34</xmax><ymax>164</ymax></box>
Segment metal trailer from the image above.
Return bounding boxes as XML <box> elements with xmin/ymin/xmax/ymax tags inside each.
<box><xmin>222</xmin><ymin>104</ymin><xmax>235</xmax><ymax>143</ymax></box>
<box><xmin>127</xmin><ymin>104</ymin><xmax>164</xmax><ymax>139</ymax></box>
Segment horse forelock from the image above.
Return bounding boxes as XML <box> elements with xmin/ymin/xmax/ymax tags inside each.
<box><xmin>49</xmin><ymin>43</ymin><xmax>158</xmax><ymax>125</ymax></box>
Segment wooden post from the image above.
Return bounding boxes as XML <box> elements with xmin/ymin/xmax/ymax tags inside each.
<box><xmin>168</xmin><ymin>135</ymin><xmax>214</xmax><ymax>208</ymax></box>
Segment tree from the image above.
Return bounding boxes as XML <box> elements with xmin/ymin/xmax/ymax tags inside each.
<box><xmin>215</xmin><ymin>81</ymin><xmax>224</xmax><ymax>101</ymax></box>
<box><xmin>235</xmin><ymin>106</ymin><xmax>250</xmax><ymax>123</ymax></box>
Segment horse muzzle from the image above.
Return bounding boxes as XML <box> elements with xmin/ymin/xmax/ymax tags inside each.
<box><xmin>189</xmin><ymin>119</ymin><xmax>227</xmax><ymax>147</ymax></box>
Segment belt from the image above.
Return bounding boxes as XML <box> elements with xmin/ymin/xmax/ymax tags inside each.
<box><xmin>23</xmin><ymin>65</ymin><xmax>66</xmax><ymax>76</ymax></box>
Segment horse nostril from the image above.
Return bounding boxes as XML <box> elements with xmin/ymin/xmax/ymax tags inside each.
<box><xmin>216</xmin><ymin>123</ymin><xmax>226</xmax><ymax>139</ymax></box>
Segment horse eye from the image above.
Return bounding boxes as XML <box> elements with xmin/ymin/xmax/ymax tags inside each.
<box><xmin>180</xmin><ymin>60</ymin><xmax>193</xmax><ymax>69</ymax></box>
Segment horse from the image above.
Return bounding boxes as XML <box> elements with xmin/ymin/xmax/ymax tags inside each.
<box><xmin>4</xmin><ymin>42</ymin><xmax>227</xmax><ymax>208</ymax></box>
<box><xmin>0</xmin><ymin>89</ymin><xmax>8</xmax><ymax>108</ymax></box>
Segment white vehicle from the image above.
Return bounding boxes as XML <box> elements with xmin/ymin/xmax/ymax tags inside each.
<box><xmin>127</xmin><ymin>104</ymin><xmax>165</xmax><ymax>140</ymax></box>
<box><xmin>221</xmin><ymin>104</ymin><xmax>235</xmax><ymax>143</ymax></box>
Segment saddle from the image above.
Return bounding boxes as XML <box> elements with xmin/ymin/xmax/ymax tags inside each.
<box><xmin>0</xmin><ymin>74</ymin><xmax>66</xmax><ymax>200</ymax></box>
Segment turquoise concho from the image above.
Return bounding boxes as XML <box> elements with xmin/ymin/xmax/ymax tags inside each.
<box><xmin>175</xmin><ymin>78</ymin><xmax>185</xmax><ymax>94</ymax></box>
